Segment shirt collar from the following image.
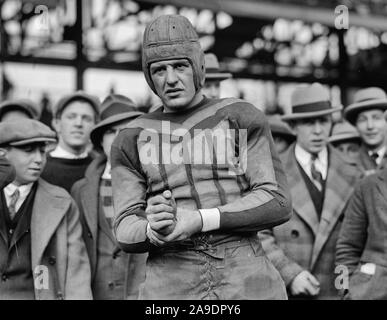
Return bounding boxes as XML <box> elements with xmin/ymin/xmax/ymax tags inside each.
<box><xmin>368</xmin><ymin>145</ymin><xmax>386</xmax><ymax>158</ymax></box>
<box><xmin>50</xmin><ymin>145</ymin><xmax>89</xmax><ymax>159</ymax></box>
<box><xmin>101</xmin><ymin>163</ymin><xmax>111</xmax><ymax>180</ymax></box>
<box><xmin>4</xmin><ymin>182</ymin><xmax>34</xmax><ymax>198</ymax></box>
<box><xmin>295</xmin><ymin>144</ymin><xmax>328</xmax><ymax>166</ymax></box>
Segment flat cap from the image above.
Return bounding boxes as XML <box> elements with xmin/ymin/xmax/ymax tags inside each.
<box><xmin>54</xmin><ymin>91</ymin><xmax>100</xmax><ymax>119</ymax></box>
<box><xmin>0</xmin><ymin>99</ymin><xmax>40</xmax><ymax>120</ymax></box>
<box><xmin>0</xmin><ymin>119</ymin><xmax>57</xmax><ymax>147</ymax></box>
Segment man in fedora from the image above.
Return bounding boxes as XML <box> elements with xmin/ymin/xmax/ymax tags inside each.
<box><xmin>329</xmin><ymin>121</ymin><xmax>361</xmax><ymax>164</ymax></box>
<box><xmin>0</xmin><ymin>119</ymin><xmax>92</xmax><ymax>299</ymax></box>
<box><xmin>111</xmin><ymin>14</ymin><xmax>291</xmax><ymax>299</ymax></box>
<box><xmin>41</xmin><ymin>91</ymin><xmax>100</xmax><ymax>192</ymax></box>
<box><xmin>202</xmin><ymin>53</ymin><xmax>232</xmax><ymax>99</ymax></box>
<box><xmin>71</xmin><ymin>94</ymin><xmax>146</xmax><ymax>300</ymax></box>
<box><xmin>0</xmin><ymin>99</ymin><xmax>39</xmax><ymax>122</ymax></box>
<box><xmin>343</xmin><ymin>87</ymin><xmax>387</xmax><ymax>176</ymax></box>
<box><xmin>268</xmin><ymin>114</ymin><xmax>296</xmax><ymax>154</ymax></box>
<box><xmin>260</xmin><ymin>83</ymin><xmax>359</xmax><ymax>299</ymax></box>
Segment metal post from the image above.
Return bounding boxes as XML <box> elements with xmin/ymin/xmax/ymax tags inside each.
<box><xmin>75</xmin><ymin>0</ymin><xmax>84</xmax><ymax>90</ymax></box>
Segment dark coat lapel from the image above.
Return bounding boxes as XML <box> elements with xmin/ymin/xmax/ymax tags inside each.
<box><xmin>81</xmin><ymin>156</ymin><xmax>106</xmax><ymax>253</ymax></box>
<box><xmin>31</xmin><ymin>179</ymin><xmax>68</xmax><ymax>269</ymax></box>
<box><xmin>282</xmin><ymin>145</ymin><xmax>319</xmax><ymax>235</ymax></box>
<box><xmin>0</xmin><ymin>192</ymin><xmax>8</xmax><ymax>245</ymax></box>
<box><xmin>311</xmin><ymin>146</ymin><xmax>357</xmax><ymax>268</ymax></box>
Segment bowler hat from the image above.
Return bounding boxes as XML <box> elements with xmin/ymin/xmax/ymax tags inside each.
<box><xmin>205</xmin><ymin>53</ymin><xmax>232</xmax><ymax>81</ymax></box>
<box><xmin>344</xmin><ymin>87</ymin><xmax>387</xmax><ymax>125</ymax></box>
<box><xmin>0</xmin><ymin>119</ymin><xmax>56</xmax><ymax>147</ymax></box>
<box><xmin>0</xmin><ymin>99</ymin><xmax>39</xmax><ymax>120</ymax></box>
<box><xmin>268</xmin><ymin>114</ymin><xmax>296</xmax><ymax>143</ymax></box>
<box><xmin>90</xmin><ymin>94</ymin><xmax>144</xmax><ymax>147</ymax></box>
<box><xmin>282</xmin><ymin>83</ymin><xmax>342</xmax><ymax>122</ymax></box>
<box><xmin>54</xmin><ymin>91</ymin><xmax>100</xmax><ymax>119</ymax></box>
<box><xmin>329</xmin><ymin>121</ymin><xmax>360</xmax><ymax>144</ymax></box>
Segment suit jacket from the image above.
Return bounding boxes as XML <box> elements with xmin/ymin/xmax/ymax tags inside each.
<box><xmin>356</xmin><ymin>144</ymin><xmax>387</xmax><ymax>176</ymax></box>
<box><xmin>336</xmin><ymin>167</ymin><xmax>387</xmax><ymax>300</ymax></box>
<box><xmin>71</xmin><ymin>155</ymin><xmax>146</xmax><ymax>300</ymax></box>
<box><xmin>0</xmin><ymin>157</ymin><xmax>15</xmax><ymax>190</ymax></box>
<box><xmin>29</xmin><ymin>179</ymin><xmax>92</xmax><ymax>300</ymax></box>
<box><xmin>260</xmin><ymin>144</ymin><xmax>359</xmax><ymax>299</ymax></box>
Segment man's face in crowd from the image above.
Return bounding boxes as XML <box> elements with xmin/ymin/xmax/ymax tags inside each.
<box><xmin>203</xmin><ymin>80</ymin><xmax>221</xmax><ymax>99</ymax></box>
<box><xmin>150</xmin><ymin>59</ymin><xmax>201</xmax><ymax>112</ymax></box>
<box><xmin>102</xmin><ymin>121</ymin><xmax>131</xmax><ymax>163</ymax></box>
<box><xmin>355</xmin><ymin>109</ymin><xmax>386</xmax><ymax>149</ymax></box>
<box><xmin>1</xmin><ymin>110</ymin><xmax>31</xmax><ymax>122</ymax></box>
<box><xmin>293</xmin><ymin>115</ymin><xmax>332</xmax><ymax>154</ymax></box>
<box><xmin>53</xmin><ymin>101</ymin><xmax>96</xmax><ymax>152</ymax></box>
<box><xmin>333</xmin><ymin>140</ymin><xmax>360</xmax><ymax>163</ymax></box>
<box><xmin>2</xmin><ymin>143</ymin><xmax>47</xmax><ymax>186</ymax></box>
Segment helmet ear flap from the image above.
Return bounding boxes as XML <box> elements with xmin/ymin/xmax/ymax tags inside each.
<box><xmin>142</xmin><ymin>15</ymin><xmax>205</xmax><ymax>94</ymax></box>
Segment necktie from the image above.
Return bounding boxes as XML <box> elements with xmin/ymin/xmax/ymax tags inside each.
<box><xmin>8</xmin><ymin>188</ymin><xmax>20</xmax><ymax>220</ymax></box>
<box><xmin>370</xmin><ymin>152</ymin><xmax>379</xmax><ymax>166</ymax></box>
<box><xmin>310</xmin><ymin>154</ymin><xmax>323</xmax><ymax>191</ymax></box>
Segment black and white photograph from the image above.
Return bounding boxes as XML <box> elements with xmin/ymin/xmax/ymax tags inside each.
<box><xmin>1</xmin><ymin>0</ymin><xmax>387</xmax><ymax>308</ymax></box>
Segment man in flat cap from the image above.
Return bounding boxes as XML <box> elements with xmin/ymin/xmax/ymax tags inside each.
<box><xmin>343</xmin><ymin>87</ymin><xmax>387</xmax><ymax>176</ymax></box>
<box><xmin>0</xmin><ymin>99</ymin><xmax>39</xmax><ymax>122</ymax></box>
<box><xmin>260</xmin><ymin>83</ymin><xmax>360</xmax><ymax>299</ymax></box>
<box><xmin>41</xmin><ymin>91</ymin><xmax>100</xmax><ymax>192</ymax></box>
<box><xmin>111</xmin><ymin>14</ymin><xmax>291</xmax><ymax>299</ymax></box>
<box><xmin>202</xmin><ymin>53</ymin><xmax>232</xmax><ymax>99</ymax></box>
<box><xmin>72</xmin><ymin>94</ymin><xmax>146</xmax><ymax>300</ymax></box>
<box><xmin>0</xmin><ymin>119</ymin><xmax>92</xmax><ymax>299</ymax></box>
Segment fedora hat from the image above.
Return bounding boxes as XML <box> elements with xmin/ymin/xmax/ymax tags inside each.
<box><xmin>344</xmin><ymin>87</ymin><xmax>387</xmax><ymax>125</ymax></box>
<box><xmin>268</xmin><ymin>114</ymin><xmax>296</xmax><ymax>143</ymax></box>
<box><xmin>204</xmin><ymin>53</ymin><xmax>232</xmax><ymax>81</ymax></box>
<box><xmin>90</xmin><ymin>94</ymin><xmax>144</xmax><ymax>148</ymax></box>
<box><xmin>282</xmin><ymin>83</ymin><xmax>342</xmax><ymax>122</ymax></box>
<box><xmin>0</xmin><ymin>99</ymin><xmax>40</xmax><ymax>121</ymax></box>
<box><xmin>329</xmin><ymin>121</ymin><xmax>360</xmax><ymax>144</ymax></box>
<box><xmin>0</xmin><ymin>119</ymin><xmax>56</xmax><ymax>147</ymax></box>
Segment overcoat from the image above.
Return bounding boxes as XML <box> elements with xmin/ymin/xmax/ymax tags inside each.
<box><xmin>71</xmin><ymin>155</ymin><xmax>146</xmax><ymax>300</ymax></box>
<box><xmin>260</xmin><ymin>144</ymin><xmax>359</xmax><ymax>299</ymax></box>
<box><xmin>336</xmin><ymin>167</ymin><xmax>387</xmax><ymax>300</ymax></box>
<box><xmin>13</xmin><ymin>179</ymin><xmax>92</xmax><ymax>300</ymax></box>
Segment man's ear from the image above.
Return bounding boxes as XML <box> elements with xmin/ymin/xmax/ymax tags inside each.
<box><xmin>52</xmin><ymin>118</ymin><xmax>61</xmax><ymax>134</ymax></box>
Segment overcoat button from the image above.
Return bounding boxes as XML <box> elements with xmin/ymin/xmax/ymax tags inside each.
<box><xmin>291</xmin><ymin>230</ymin><xmax>299</xmax><ymax>238</ymax></box>
<box><xmin>48</xmin><ymin>256</ymin><xmax>56</xmax><ymax>265</ymax></box>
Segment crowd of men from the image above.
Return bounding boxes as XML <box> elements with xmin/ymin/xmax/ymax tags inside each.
<box><xmin>1</xmin><ymin>14</ymin><xmax>387</xmax><ymax>300</ymax></box>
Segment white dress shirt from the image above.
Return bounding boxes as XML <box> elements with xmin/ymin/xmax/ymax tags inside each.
<box><xmin>295</xmin><ymin>144</ymin><xmax>328</xmax><ymax>182</ymax></box>
<box><xmin>102</xmin><ymin>162</ymin><xmax>111</xmax><ymax>180</ymax></box>
<box><xmin>50</xmin><ymin>145</ymin><xmax>89</xmax><ymax>159</ymax></box>
<box><xmin>3</xmin><ymin>182</ymin><xmax>34</xmax><ymax>213</ymax></box>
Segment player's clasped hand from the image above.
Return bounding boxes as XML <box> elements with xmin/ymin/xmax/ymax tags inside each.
<box><xmin>146</xmin><ymin>190</ymin><xmax>203</xmax><ymax>246</ymax></box>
